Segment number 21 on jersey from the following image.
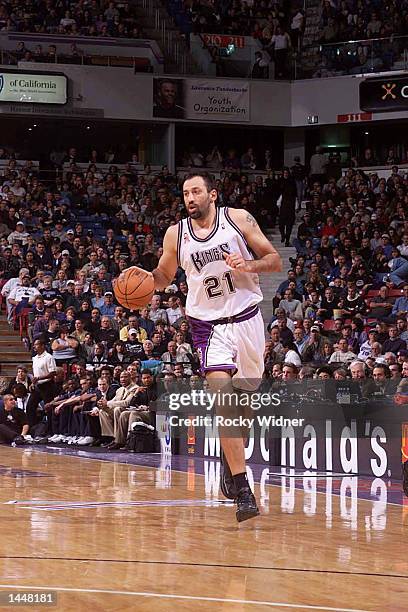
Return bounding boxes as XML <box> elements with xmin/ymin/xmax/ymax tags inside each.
<box><xmin>203</xmin><ymin>271</ymin><xmax>236</xmax><ymax>299</ymax></box>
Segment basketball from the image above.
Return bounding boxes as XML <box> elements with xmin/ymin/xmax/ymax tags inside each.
<box><xmin>113</xmin><ymin>266</ymin><xmax>155</xmax><ymax>310</ymax></box>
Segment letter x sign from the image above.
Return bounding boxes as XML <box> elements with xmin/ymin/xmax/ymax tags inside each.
<box><xmin>381</xmin><ymin>82</ymin><xmax>396</xmax><ymax>100</ymax></box>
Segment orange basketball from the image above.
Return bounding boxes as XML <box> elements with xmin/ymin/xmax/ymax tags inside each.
<box><xmin>113</xmin><ymin>266</ymin><xmax>155</xmax><ymax>310</ymax></box>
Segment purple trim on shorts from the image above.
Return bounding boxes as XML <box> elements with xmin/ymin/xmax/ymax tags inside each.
<box><xmin>188</xmin><ymin>305</ymin><xmax>260</xmax><ymax>374</ymax></box>
<box><xmin>211</xmin><ymin>304</ymin><xmax>259</xmax><ymax>326</ymax></box>
<box><xmin>187</xmin><ymin>317</ymin><xmax>213</xmax><ymax>372</ymax></box>
<box><xmin>203</xmin><ymin>364</ymin><xmax>236</xmax><ymax>371</ymax></box>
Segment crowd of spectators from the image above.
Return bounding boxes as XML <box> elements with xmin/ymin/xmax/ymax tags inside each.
<box><xmin>0</xmin><ymin>0</ymin><xmax>143</xmax><ymax>39</ymax></box>
<box><xmin>310</xmin><ymin>0</ymin><xmax>408</xmax><ymax>77</ymax></box>
<box><xmin>6</xmin><ymin>39</ymin><xmax>150</xmax><ymax>67</ymax></box>
<box><xmin>0</xmin><ymin>142</ymin><xmax>407</xmax><ymax>450</ymax></box>
<box><xmin>0</xmin><ymin>146</ymin><xmax>199</xmax><ymax>448</ymax></box>
<box><xmin>180</xmin><ymin>145</ymin><xmax>282</xmax><ymax>172</ymax></box>
<box><xmin>318</xmin><ymin>0</ymin><xmax>408</xmax><ymax>45</ymax></box>
<box><xmin>169</xmin><ymin>0</ymin><xmax>304</xmax><ymax>42</ymax></box>
<box><xmin>166</xmin><ymin>0</ymin><xmax>304</xmax><ymax>78</ymax></box>
<box><xmin>266</xmin><ymin>150</ymin><xmax>408</xmax><ymax>402</ymax></box>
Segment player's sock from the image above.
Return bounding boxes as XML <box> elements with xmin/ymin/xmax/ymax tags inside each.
<box><xmin>220</xmin><ymin>450</ymin><xmax>237</xmax><ymax>500</ymax></box>
<box><xmin>233</xmin><ymin>472</ymin><xmax>249</xmax><ymax>491</ymax></box>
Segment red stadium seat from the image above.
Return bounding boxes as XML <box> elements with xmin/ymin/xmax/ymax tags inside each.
<box><xmin>13</xmin><ymin>308</ymin><xmax>31</xmax><ymax>340</ymax></box>
<box><xmin>389</xmin><ymin>289</ymin><xmax>403</xmax><ymax>298</ymax></box>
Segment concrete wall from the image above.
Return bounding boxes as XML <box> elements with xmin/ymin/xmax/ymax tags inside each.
<box><xmin>2</xmin><ymin>64</ymin><xmax>408</xmax><ymax>128</ymax></box>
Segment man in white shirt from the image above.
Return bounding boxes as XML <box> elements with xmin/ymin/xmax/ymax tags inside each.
<box><xmin>358</xmin><ymin>330</ymin><xmax>378</xmax><ymax>360</ymax></box>
<box><xmin>7</xmin><ymin>221</ymin><xmax>30</xmax><ymax>245</ymax></box>
<box><xmin>166</xmin><ymin>295</ymin><xmax>185</xmax><ymax>326</ymax></box>
<box><xmin>309</xmin><ymin>146</ymin><xmax>327</xmax><ymax>185</ymax></box>
<box><xmin>8</xmin><ymin>274</ymin><xmax>40</xmax><ymax>315</ymax></box>
<box><xmin>398</xmin><ymin>235</ymin><xmax>408</xmax><ymax>258</ymax></box>
<box><xmin>149</xmin><ymin>294</ymin><xmax>168</xmax><ymax>324</ymax></box>
<box><xmin>30</xmin><ymin>339</ymin><xmax>57</xmax><ymax>428</ymax></box>
<box><xmin>329</xmin><ymin>338</ymin><xmax>357</xmax><ymax>364</ymax></box>
<box><xmin>2</xmin><ymin>267</ymin><xmax>30</xmax><ymax>322</ymax></box>
<box><xmin>9</xmin><ymin>179</ymin><xmax>26</xmax><ymax>199</ymax></box>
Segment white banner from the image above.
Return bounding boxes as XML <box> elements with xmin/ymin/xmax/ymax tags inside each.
<box><xmin>0</xmin><ymin>72</ymin><xmax>67</xmax><ymax>105</ymax></box>
<box><xmin>185</xmin><ymin>79</ymin><xmax>250</xmax><ymax>122</ymax></box>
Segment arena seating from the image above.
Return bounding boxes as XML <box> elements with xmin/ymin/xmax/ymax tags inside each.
<box><xmin>0</xmin><ymin>141</ymin><xmax>407</xmax><ymax>446</ymax></box>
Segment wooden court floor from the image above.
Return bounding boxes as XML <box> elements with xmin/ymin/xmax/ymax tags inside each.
<box><xmin>0</xmin><ymin>447</ymin><xmax>407</xmax><ymax>612</ymax></box>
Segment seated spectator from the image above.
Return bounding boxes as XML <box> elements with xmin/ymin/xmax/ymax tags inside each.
<box><xmin>109</xmin><ymin>340</ymin><xmax>132</xmax><ymax>367</ymax></box>
<box><xmin>392</xmin><ymin>285</ymin><xmax>408</xmax><ymax>318</ymax></box>
<box><xmin>278</xmin><ymin>289</ymin><xmax>303</xmax><ymax>320</ymax></box>
<box><xmin>6</xmin><ymin>365</ymin><xmax>33</xmax><ymax>395</ymax></box>
<box><xmin>315</xmin><ymin>366</ymin><xmax>333</xmax><ymax>380</ymax></box>
<box><xmin>88</xmin><ymin>342</ymin><xmax>109</xmax><ymax>371</ymax></box>
<box><xmin>124</xmin><ymin>328</ymin><xmax>145</xmax><ymax>359</ymax></box>
<box><xmin>51</xmin><ymin>326</ymin><xmax>79</xmax><ymax>366</ymax></box>
<box><xmin>371</xmin><ymin>363</ymin><xmax>397</xmax><ymax>396</ymax></box>
<box><xmin>0</xmin><ymin>394</ymin><xmax>29</xmax><ymax>446</ymax></box>
<box><xmin>96</xmin><ymin>316</ymin><xmax>118</xmax><ymax>348</ymax></box>
<box><xmin>328</xmin><ymin>338</ymin><xmax>357</xmax><ymax>364</ymax></box>
<box><xmin>368</xmin><ymin>286</ymin><xmax>394</xmax><ymax>320</ymax></box>
<box><xmin>120</xmin><ymin>315</ymin><xmax>147</xmax><ymax>343</ymax></box>
<box><xmin>99</xmin><ymin>291</ymin><xmax>116</xmax><ymax>318</ymax></box>
<box><xmin>138</xmin><ymin>306</ymin><xmax>155</xmax><ymax>338</ymax></box>
<box><xmin>149</xmin><ymin>294</ymin><xmax>168</xmax><ymax>325</ymax></box>
<box><xmin>387</xmin><ymin>249</ymin><xmax>408</xmax><ymax>288</ymax></box>
<box><xmin>382</xmin><ymin>325</ymin><xmax>407</xmax><ymax>355</ymax></box>
<box><xmin>281</xmin><ymin>340</ymin><xmax>301</xmax><ymax>367</ymax></box>
<box><xmin>339</xmin><ymin>283</ymin><xmax>367</xmax><ymax>318</ymax></box>
<box><xmin>166</xmin><ymin>295</ymin><xmax>185</xmax><ymax>327</ymax></box>
<box><xmin>8</xmin><ymin>273</ymin><xmax>40</xmax><ymax>315</ymax></box>
<box><xmin>96</xmin><ymin>370</ymin><xmax>138</xmax><ymax>446</ymax></box>
<box><xmin>140</xmin><ymin>340</ymin><xmax>163</xmax><ymax>374</ymax></box>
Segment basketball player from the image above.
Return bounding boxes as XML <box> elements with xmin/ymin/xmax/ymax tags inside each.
<box><xmin>151</xmin><ymin>173</ymin><xmax>282</xmax><ymax>522</ymax></box>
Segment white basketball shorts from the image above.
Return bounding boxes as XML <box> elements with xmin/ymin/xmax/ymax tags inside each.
<box><xmin>188</xmin><ymin>305</ymin><xmax>265</xmax><ymax>387</ymax></box>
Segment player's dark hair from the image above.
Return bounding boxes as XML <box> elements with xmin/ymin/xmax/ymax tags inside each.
<box><xmin>183</xmin><ymin>172</ymin><xmax>216</xmax><ymax>193</ymax></box>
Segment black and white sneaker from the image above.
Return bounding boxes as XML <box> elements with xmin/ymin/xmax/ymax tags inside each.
<box><xmin>220</xmin><ymin>450</ymin><xmax>237</xmax><ymax>500</ymax></box>
<box><xmin>236</xmin><ymin>487</ymin><xmax>260</xmax><ymax>523</ymax></box>
<box><xmin>403</xmin><ymin>461</ymin><xmax>408</xmax><ymax>497</ymax></box>
<box><xmin>11</xmin><ymin>436</ymin><xmax>27</xmax><ymax>447</ymax></box>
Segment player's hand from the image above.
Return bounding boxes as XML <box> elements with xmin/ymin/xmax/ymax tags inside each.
<box><xmin>223</xmin><ymin>252</ymin><xmax>253</xmax><ymax>272</ymax></box>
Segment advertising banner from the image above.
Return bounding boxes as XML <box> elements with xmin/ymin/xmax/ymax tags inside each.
<box><xmin>0</xmin><ymin>71</ymin><xmax>67</xmax><ymax>105</ymax></box>
<box><xmin>360</xmin><ymin>75</ymin><xmax>408</xmax><ymax>113</ymax></box>
<box><xmin>153</xmin><ymin>77</ymin><xmax>250</xmax><ymax>122</ymax></box>
<box><xmin>160</xmin><ymin>382</ymin><xmax>406</xmax><ymax>479</ymax></box>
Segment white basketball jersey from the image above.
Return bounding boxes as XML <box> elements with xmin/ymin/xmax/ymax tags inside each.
<box><xmin>177</xmin><ymin>207</ymin><xmax>263</xmax><ymax>320</ymax></box>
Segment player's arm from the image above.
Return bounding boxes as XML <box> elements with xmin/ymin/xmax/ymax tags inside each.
<box><xmin>225</xmin><ymin>209</ymin><xmax>282</xmax><ymax>273</ymax></box>
<box><xmin>151</xmin><ymin>225</ymin><xmax>179</xmax><ymax>290</ymax></box>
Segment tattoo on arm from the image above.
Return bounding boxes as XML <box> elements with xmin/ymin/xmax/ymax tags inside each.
<box><xmin>246</xmin><ymin>213</ymin><xmax>258</xmax><ymax>227</ymax></box>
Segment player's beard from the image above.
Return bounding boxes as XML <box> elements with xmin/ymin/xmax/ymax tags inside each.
<box><xmin>188</xmin><ymin>208</ymin><xmax>203</xmax><ymax>219</ymax></box>
<box><xmin>187</xmin><ymin>200</ymin><xmax>211</xmax><ymax>219</ymax></box>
